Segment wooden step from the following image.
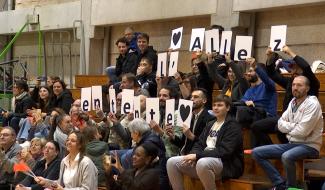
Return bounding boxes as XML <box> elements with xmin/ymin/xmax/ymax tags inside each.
<box><xmin>183</xmin><ymin>174</ymin><xmax>270</xmax><ymax>190</ymax></box>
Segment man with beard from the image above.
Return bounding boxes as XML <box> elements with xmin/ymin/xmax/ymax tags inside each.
<box><xmin>250</xmin><ymin>45</ymin><xmax>320</xmax><ymax>147</ymax></box>
<box><xmin>237</xmin><ymin>58</ymin><xmax>277</xmax><ymax>127</ymax></box>
<box><xmin>252</xmin><ymin>76</ymin><xmax>323</xmax><ymax>190</ymax></box>
<box><xmin>148</xmin><ymin>86</ymin><xmax>182</xmax><ymax>190</ymax></box>
<box><xmin>149</xmin><ymin>86</ymin><xmax>182</xmax><ymax>158</ymax></box>
<box><xmin>168</xmin><ymin>89</ymin><xmax>215</xmax><ymax>155</ymax></box>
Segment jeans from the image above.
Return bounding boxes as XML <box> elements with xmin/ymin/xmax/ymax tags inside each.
<box><xmin>167</xmin><ymin>156</ymin><xmax>223</xmax><ymax>190</ymax></box>
<box><xmin>16</xmin><ymin>118</ymin><xmax>30</xmax><ymax>141</ymax></box>
<box><xmin>252</xmin><ymin>143</ymin><xmax>319</xmax><ymax>187</ymax></box>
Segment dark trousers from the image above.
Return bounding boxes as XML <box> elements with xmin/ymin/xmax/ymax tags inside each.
<box><xmin>250</xmin><ymin>116</ymin><xmax>288</xmax><ymax>148</ymax></box>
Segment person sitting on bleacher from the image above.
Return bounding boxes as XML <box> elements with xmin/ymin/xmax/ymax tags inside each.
<box><xmin>167</xmin><ymin>94</ymin><xmax>244</xmax><ymax>190</ymax></box>
<box><xmin>105</xmin><ymin>37</ymin><xmax>139</xmax><ymax>84</ymax></box>
<box><xmin>169</xmin><ymin>88</ymin><xmax>215</xmax><ymax>155</ymax></box>
<box><xmin>2</xmin><ymin>80</ymin><xmax>36</xmax><ymax>134</ymax></box>
<box><xmin>135</xmin><ymin>33</ymin><xmax>158</xmax><ymax>72</ymax></box>
<box><xmin>252</xmin><ymin>76</ymin><xmax>323</xmax><ymax>190</ymax></box>
<box><xmin>207</xmin><ymin>52</ymin><xmax>249</xmax><ymax>103</ymax></box>
<box><xmin>236</xmin><ymin>57</ymin><xmax>277</xmax><ymax>127</ymax></box>
<box><xmin>251</xmin><ymin>45</ymin><xmax>320</xmax><ymax>147</ymax></box>
<box><xmin>52</xmin><ymin>80</ymin><xmax>74</xmax><ymax>114</ymax></box>
<box><xmin>136</xmin><ymin>57</ymin><xmax>157</xmax><ymax>97</ymax></box>
<box><xmin>0</xmin><ymin>127</ymin><xmax>22</xmax><ymax>190</ymax></box>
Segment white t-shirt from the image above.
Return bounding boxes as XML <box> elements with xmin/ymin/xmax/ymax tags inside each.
<box><xmin>205</xmin><ymin>120</ymin><xmax>224</xmax><ymax>150</ymax></box>
<box><xmin>63</xmin><ymin>153</ymin><xmax>80</xmax><ymax>187</ymax></box>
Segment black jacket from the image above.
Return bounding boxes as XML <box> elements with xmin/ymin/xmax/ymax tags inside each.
<box><xmin>107</xmin><ymin>164</ymin><xmax>160</xmax><ymax>190</ymax></box>
<box><xmin>115</xmin><ymin>51</ymin><xmax>139</xmax><ymax>78</ymax></box>
<box><xmin>53</xmin><ymin>89</ymin><xmax>74</xmax><ymax>114</ymax></box>
<box><xmin>196</xmin><ymin>62</ymin><xmax>214</xmax><ymax>109</ymax></box>
<box><xmin>266</xmin><ymin>53</ymin><xmax>320</xmax><ymax>112</ymax></box>
<box><xmin>191</xmin><ymin>117</ymin><xmax>244</xmax><ymax>179</ymax></box>
<box><xmin>136</xmin><ymin>46</ymin><xmax>158</xmax><ymax>72</ymax></box>
<box><xmin>136</xmin><ymin>72</ymin><xmax>157</xmax><ymax>97</ymax></box>
<box><xmin>13</xmin><ymin>94</ymin><xmax>36</xmax><ymax>118</ymax></box>
<box><xmin>171</xmin><ymin>108</ymin><xmax>215</xmax><ymax>155</ymax></box>
<box><xmin>20</xmin><ymin>156</ymin><xmax>61</xmax><ymax>190</ymax></box>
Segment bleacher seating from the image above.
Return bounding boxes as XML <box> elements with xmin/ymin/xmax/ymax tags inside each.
<box><xmin>71</xmin><ymin>73</ymin><xmax>325</xmax><ymax>190</ymax></box>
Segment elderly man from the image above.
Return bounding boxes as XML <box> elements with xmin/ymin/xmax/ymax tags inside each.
<box><xmin>252</xmin><ymin>76</ymin><xmax>323</xmax><ymax>190</ymax></box>
<box><xmin>0</xmin><ymin>127</ymin><xmax>22</xmax><ymax>189</ymax></box>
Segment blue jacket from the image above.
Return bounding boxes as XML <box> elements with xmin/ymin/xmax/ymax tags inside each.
<box><xmin>241</xmin><ymin>66</ymin><xmax>277</xmax><ymax>116</ymax></box>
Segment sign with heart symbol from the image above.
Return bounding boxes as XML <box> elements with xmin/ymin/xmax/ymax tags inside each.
<box><xmin>177</xmin><ymin>99</ymin><xmax>193</xmax><ymax>127</ymax></box>
<box><xmin>170</xmin><ymin>27</ymin><xmax>183</xmax><ymax>50</ymax></box>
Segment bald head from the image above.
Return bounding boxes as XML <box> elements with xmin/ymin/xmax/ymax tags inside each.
<box><xmin>292</xmin><ymin>76</ymin><xmax>310</xmax><ymax>99</ymax></box>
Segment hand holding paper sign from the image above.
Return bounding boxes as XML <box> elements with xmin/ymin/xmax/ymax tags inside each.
<box><xmin>266</xmin><ymin>47</ymin><xmax>273</xmax><ymax>59</ymax></box>
<box><xmin>246</xmin><ymin>57</ymin><xmax>256</xmax><ymax>69</ymax></box>
<box><xmin>282</xmin><ymin>45</ymin><xmax>296</xmax><ymax>58</ymax></box>
<box><xmin>225</xmin><ymin>52</ymin><xmax>231</xmax><ymax>63</ymax></box>
<box><xmin>180</xmin><ymin>124</ymin><xmax>195</xmax><ymax>140</ymax></box>
<box><xmin>149</xmin><ymin>120</ymin><xmax>164</xmax><ymax>136</ymax></box>
<box><xmin>165</xmin><ymin>124</ymin><xmax>175</xmax><ymax>140</ymax></box>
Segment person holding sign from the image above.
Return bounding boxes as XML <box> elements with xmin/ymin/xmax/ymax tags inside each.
<box><xmin>207</xmin><ymin>53</ymin><xmax>249</xmax><ymax>103</ymax></box>
<box><xmin>190</xmin><ymin>52</ymin><xmax>214</xmax><ymax>109</ymax></box>
<box><xmin>251</xmin><ymin>45</ymin><xmax>320</xmax><ymax>148</ymax></box>
<box><xmin>169</xmin><ymin>89</ymin><xmax>215</xmax><ymax>155</ymax></box>
<box><xmin>136</xmin><ymin>57</ymin><xmax>157</xmax><ymax>97</ymax></box>
<box><xmin>236</xmin><ymin>57</ymin><xmax>277</xmax><ymax>128</ymax></box>
<box><xmin>167</xmin><ymin>95</ymin><xmax>243</xmax><ymax>190</ymax></box>
<box><xmin>149</xmin><ymin>86</ymin><xmax>182</xmax><ymax>158</ymax></box>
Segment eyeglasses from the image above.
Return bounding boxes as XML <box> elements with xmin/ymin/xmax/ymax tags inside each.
<box><xmin>0</xmin><ymin>133</ymin><xmax>12</xmax><ymax>137</ymax></box>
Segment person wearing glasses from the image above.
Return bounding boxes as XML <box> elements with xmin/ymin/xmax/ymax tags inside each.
<box><xmin>0</xmin><ymin>127</ymin><xmax>22</xmax><ymax>189</ymax></box>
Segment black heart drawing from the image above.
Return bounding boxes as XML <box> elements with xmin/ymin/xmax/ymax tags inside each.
<box><xmin>172</xmin><ymin>32</ymin><xmax>181</xmax><ymax>46</ymax></box>
<box><xmin>179</xmin><ymin>104</ymin><xmax>190</xmax><ymax>122</ymax></box>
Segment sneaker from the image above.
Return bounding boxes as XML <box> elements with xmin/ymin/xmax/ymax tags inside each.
<box><xmin>270</xmin><ymin>182</ymin><xmax>287</xmax><ymax>190</ymax></box>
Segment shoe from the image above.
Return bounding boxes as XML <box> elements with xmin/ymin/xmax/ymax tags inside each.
<box><xmin>270</xmin><ymin>182</ymin><xmax>287</xmax><ymax>190</ymax></box>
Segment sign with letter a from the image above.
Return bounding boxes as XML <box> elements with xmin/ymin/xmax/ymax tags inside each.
<box><xmin>189</xmin><ymin>28</ymin><xmax>205</xmax><ymax>51</ymax></box>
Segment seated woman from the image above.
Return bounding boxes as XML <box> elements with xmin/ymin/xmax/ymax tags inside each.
<box><xmin>35</xmin><ymin>131</ymin><xmax>98</xmax><ymax>189</ymax></box>
<box><xmin>105</xmin><ymin>143</ymin><xmax>160</xmax><ymax>190</ymax></box>
<box><xmin>52</xmin><ymin>80</ymin><xmax>74</xmax><ymax>114</ymax></box>
<box><xmin>207</xmin><ymin>53</ymin><xmax>249</xmax><ymax>102</ymax></box>
<box><xmin>15</xmin><ymin>141</ymin><xmax>61</xmax><ymax>190</ymax></box>
<box><xmin>2</xmin><ymin>80</ymin><xmax>36</xmax><ymax>133</ymax></box>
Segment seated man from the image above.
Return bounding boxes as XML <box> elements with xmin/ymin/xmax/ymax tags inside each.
<box><xmin>167</xmin><ymin>94</ymin><xmax>244</xmax><ymax>190</ymax></box>
<box><xmin>252</xmin><ymin>76</ymin><xmax>323</xmax><ymax>190</ymax></box>
<box><xmin>136</xmin><ymin>57</ymin><xmax>157</xmax><ymax>97</ymax></box>
<box><xmin>0</xmin><ymin>127</ymin><xmax>22</xmax><ymax>189</ymax></box>
<box><xmin>236</xmin><ymin>58</ymin><xmax>277</xmax><ymax>127</ymax></box>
